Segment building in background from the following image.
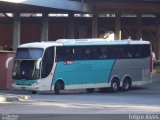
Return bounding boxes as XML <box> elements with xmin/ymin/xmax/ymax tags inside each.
<box><xmin>0</xmin><ymin>0</ymin><xmax>159</xmax><ymax>60</ymax></box>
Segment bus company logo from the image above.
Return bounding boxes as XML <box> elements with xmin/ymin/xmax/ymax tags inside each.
<box><xmin>2</xmin><ymin>114</ymin><xmax>19</xmax><ymax>120</ymax></box>
<box><xmin>64</xmin><ymin>60</ymin><xmax>74</xmax><ymax>65</ymax></box>
<box><xmin>129</xmin><ymin>114</ymin><xmax>160</xmax><ymax>120</ymax></box>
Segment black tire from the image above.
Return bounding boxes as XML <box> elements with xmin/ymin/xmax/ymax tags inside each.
<box><xmin>31</xmin><ymin>91</ymin><xmax>37</xmax><ymax>94</ymax></box>
<box><xmin>86</xmin><ymin>88</ymin><xmax>94</xmax><ymax>93</ymax></box>
<box><xmin>111</xmin><ymin>80</ymin><xmax>119</xmax><ymax>93</ymax></box>
<box><xmin>54</xmin><ymin>81</ymin><xmax>61</xmax><ymax>94</ymax></box>
<box><xmin>122</xmin><ymin>80</ymin><xmax>131</xmax><ymax>91</ymax></box>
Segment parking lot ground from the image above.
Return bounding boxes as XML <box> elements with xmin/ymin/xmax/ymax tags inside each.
<box><xmin>0</xmin><ymin>74</ymin><xmax>160</xmax><ymax>115</ymax></box>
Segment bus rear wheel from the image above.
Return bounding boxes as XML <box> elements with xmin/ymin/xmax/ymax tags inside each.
<box><xmin>111</xmin><ymin>80</ymin><xmax>119</xmax><ymax>93</ymax></box>
<box><xmin>122</xmin><ymin>80</ymin><xmax>131</xmax><ymax>91</ymax></box>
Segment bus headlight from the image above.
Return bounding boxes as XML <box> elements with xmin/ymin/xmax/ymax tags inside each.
<box><xmin>31</xmin><ymin>82</ymin><xmax>39</xmax><ymax>86</ymax></box>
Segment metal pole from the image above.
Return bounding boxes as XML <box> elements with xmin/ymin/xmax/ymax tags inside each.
<box><xmin>81</xmin><ymin>0</ymin><xmax>84</xmax><ymax>12</ymax></box>
<box><xmin>81</xmin><ymin>0</ymin><xmax>84</xmax><ymax>17</ymax></box>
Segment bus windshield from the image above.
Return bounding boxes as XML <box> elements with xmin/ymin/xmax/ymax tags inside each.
<box><xmin>15</xmin><ymin>48</ymin><xmax>43</xmax><ymax>59</ymax></box>
<box><xmin>13</xmin><ymin>46</ymin><xmax>55</xmax><ymax>80</ymax></box>
<box><xmin>13</xmin><ymin>60</ymin><xmax>40</xmax><ymax>80</ymax></box>
<box><xmin>13</xmin><ymin>48</ymin><xmax>44</xmax><ymax>80</ymax></box>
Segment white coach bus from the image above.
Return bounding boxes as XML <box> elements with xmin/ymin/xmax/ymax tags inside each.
<box><xmin>6</xmin><ymin>39</ymin><xmax>152</xmax><ymax>94</ymax></box>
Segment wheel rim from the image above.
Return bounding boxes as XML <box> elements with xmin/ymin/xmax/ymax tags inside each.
<box><xmin>123</xmin><ymin>81</ymin><xmax>130</xmax><ymax>90</ymax></box>
<box><xmin>124</xmin><ymin>82</ymin><xmax>129</xmax><ymax>90</ymax></box>
<box><xmin>112</xmin><ymin>82</ymin><xmax>118</xmax><ymax>91</ymax></box>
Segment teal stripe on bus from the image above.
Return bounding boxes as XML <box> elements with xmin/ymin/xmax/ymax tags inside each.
<box><xmin>15</xmin><ymin>80</ymin><xmax>37</xmax><ymax>86</ymax></box>
<box><xmin>52</xmin><ymin>60</ymin><xmax>115</xmax><ymax>85</ymax></box>
<box><xmin>63</xmin><ymin>42</ymin><xmax>127</xmax><ymax>46</ymax></box>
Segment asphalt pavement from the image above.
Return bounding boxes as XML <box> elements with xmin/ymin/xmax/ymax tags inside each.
<box><xmin>0</xmin><ymin>74</ymin><xmax>160</xmax><ymax>120</ymax></box>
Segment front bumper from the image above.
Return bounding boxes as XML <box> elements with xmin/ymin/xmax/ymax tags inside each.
<box><xmin>12</xmin><ymin>84</ymin><xmax>39</xmax><ymax>91</ymax></box>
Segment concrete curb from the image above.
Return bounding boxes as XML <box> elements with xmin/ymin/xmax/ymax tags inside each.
<box><xmin>0</xmin><ymin>95</ymin><xmax>30</xmax><ymax>102</ymax></box>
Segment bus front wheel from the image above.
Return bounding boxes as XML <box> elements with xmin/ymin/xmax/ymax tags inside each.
<box><xmin>54</xmin><ymin>81</ymin><xmax>61</xmax><ymax>94</ymax></box>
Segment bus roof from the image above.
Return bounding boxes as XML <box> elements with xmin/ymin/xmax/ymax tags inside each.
<box><xmin>18</xmin><ymin>41</ymin><xmax>63</xmax><ymax>49</ymax></box>
<box><xmin>58</xmin><ymin>39</ymin><xmax>150</xmax><ymax>46</ymax></box>
<box><xmin>18</xmin><ymin>39</ymin><xmax>150</xmax><ymax>49</ymax></box>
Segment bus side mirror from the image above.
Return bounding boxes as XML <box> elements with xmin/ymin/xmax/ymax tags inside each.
<box><xmin>6</xmin><ymin>57</ymin><xmax>14</xmax><ymax>68</ymax></box>
<box><xmin>36</xmin><ymin>58</ymin><xmax>42</xmax><ymax>69</ymax></box>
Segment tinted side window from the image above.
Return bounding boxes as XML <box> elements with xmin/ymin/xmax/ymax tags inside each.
<box><xmin>56</xmin><ymin>46</ymin><xmax>93</xmax><ymax>60</ymax></box>
<box><xmin>56</xmin><ymin>46</ymin><xmax>78</xmax><ymax>61</ymax></box>
<box><xmin>141</xmin><ymin>45</ymin><xmax>150</xmax><ymax>58</ymax></box>
<box><xmin>77</xmin><ymin>46</ymin><xmax>117</xmax><ymax>60</ymax></box>
<box><xmin>117</xmin><ymin>45</ymin><xmax>130</xmax><ymax>59</ymax></box>
<box><xmin>56</xmin><ymin>46</ymin><xmax>117</xmax><ymax>61</ymax></box>
<box><xmin>97</xmin><ymin>46</ymin><xmax>116</xmax><ymax>59</ymax></box>
<box><xmin>117</xmin><ymin>44</ymin><xmax>150</xmax><ymax>59</ymax></box>
<box><xmin>41</xmin><ymin>47</ymin><xmax>54</xmax><ymax>78</ymax></box>
<box><xmin>130</xmin><ymin>45</ymin><xmax>141</xmax><ymax>58</ymax></box>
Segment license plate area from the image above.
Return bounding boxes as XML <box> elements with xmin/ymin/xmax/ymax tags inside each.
<box><xmin>21</xmin><ymin>87</ymin><xmax>26</xmax><ymax>90</ymax></box>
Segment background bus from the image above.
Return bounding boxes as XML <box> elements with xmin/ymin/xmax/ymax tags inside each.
<box><xmin>7</xmin><ymin>39</ymin><xmax>152</xmax><ymax>94</ymax></box>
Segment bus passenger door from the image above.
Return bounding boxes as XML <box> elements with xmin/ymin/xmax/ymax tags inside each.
<box><xmin>39</xmin><ymin>46</ymin><xmax>55</xmax><ymax>91</ymax></box>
